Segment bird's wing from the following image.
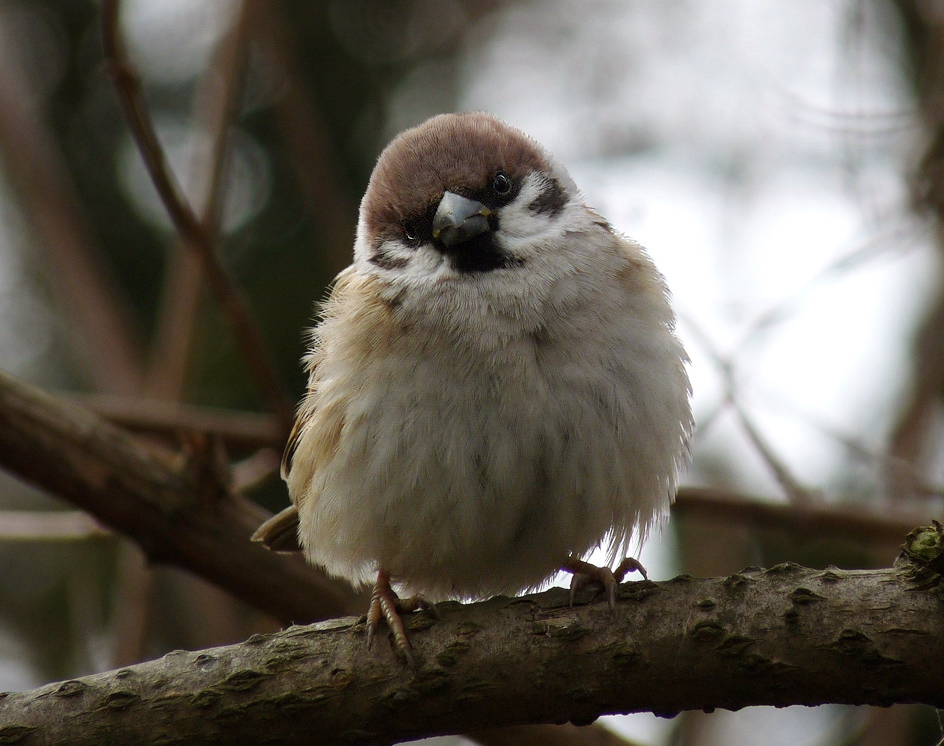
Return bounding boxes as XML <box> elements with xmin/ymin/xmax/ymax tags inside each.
<box><xmin>252</xmin><ymin>420</ymin><xmax>304</xmax><ymax>552</ymax></box>
<box><xmin>280</xmin><ymin>412</ymin><xmax>304</xmax><ymax>484</ymax></box>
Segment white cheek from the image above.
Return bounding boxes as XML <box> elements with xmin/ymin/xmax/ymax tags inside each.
<box><xmin>497</xmin><ymin>183</ymin><xmax>592</xmax><ymax>261</ymax></box>
<box><xmin>502</xmin><ymin>175</ymin><xmax>552</xmax><ymax>238</ymax></box>
<box><xmin>408</xmin><ymin>247</ymin><xmax>452</xmax><ymax>279</ymax></box>
<box><xmin>351</xmin><ymin>214</ymin><xmax>373</xmax><ymax>264</ymax></box>
<box><xmin>498</xmin><ymin>204</ymin><xmax>553</xmax><ymax>241</ymax></box>
<box><xmin>355</xmin><ymin>236</ymin><xmax>456</xmax><ymax>294</ymax></box>
<box><xmin>382</xmin><ymin>238</ymin><xmax>416</xmax><ymax>266</ymax></box>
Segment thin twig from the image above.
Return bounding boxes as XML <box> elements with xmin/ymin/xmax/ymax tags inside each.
<box><xmin>757</xmin><ymin>392</ymin><xmax>944</xmax><ymax>501</ymax></box>
<box><xmin>101</xmin><ymin>0</ymin><xmax>294</xmax><ymax>436</ymax></box>
<box><xmin>146</xmin><ymin>0</ymin><xmax>256</xmax><ymax>401</ymax></box>
<box><xmin>0</xmin><ymin>24</ymin><xmax>145</xmax><ymax>393</ymax></box>
<box><xmin>681</xmin><ymin>315</ymin><xmax>817</xmax><ymax>505</ymax></box>
<box><xmin>0</xmin><ymin>510</ymin><xmax>112</xmax><ymax>540</ymax></box>
<box><xmin>109</xmin><ymin>540</ymin><xmax>152</xmax><ymax>667</ymax></box>
<box><xmin>256</xmin><ymin>3</ymin><xmax>357</xmax><ymax>276</ymax></box>
<box><xmin>74</xmin><ymin>393</ymin><xmax>281</xmax><ymax>451</ymax></box>
<box><xmin>127</xmin><ymin>9</ymin><xmax>260</xmax><ymax>654</ymax></box>
<box><xmin>887</xmin><ymin>224</ymin><xmax>944</xmax><ymax>499</ymax></box>
<box><xmin>730</xmin><ymin>400</ymin><xmax>819</xmax><ymax>505</ymax></box>
<box><xmin>674</xmin><ymin>486</ymin><xmax>933</xmax><ymax>546</ymax></box>
<box><xmin>739</xmin><ymin>219</ymin><xmax>925</xmax><ymax>349</ymax></box>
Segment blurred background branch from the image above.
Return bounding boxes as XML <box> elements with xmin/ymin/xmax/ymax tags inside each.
<box><xmin>101</xmin><ymin>0</ymin><xmax>294</xmax><ymax>434</ymax></box>
<box><xmin>0</xmin><ymin>368</ymin><xmax>362</xmax><ymax>623</ymax></box>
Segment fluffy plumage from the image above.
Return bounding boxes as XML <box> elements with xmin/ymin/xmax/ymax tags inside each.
<box><xmin>262</xmin><ymin>112</ymin><xmax>692</xmax><ymax>603</ymax></box>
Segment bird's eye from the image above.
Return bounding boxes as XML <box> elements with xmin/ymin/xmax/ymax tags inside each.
<box><xmin>402</xmin><ymin>220</ymin><xmax>419</xmax><ymax>243</ymax></box>
<box><xmin>492</xmin><ymin>171</ymin><xmax>512</xmax><ymax>196</ymax></box>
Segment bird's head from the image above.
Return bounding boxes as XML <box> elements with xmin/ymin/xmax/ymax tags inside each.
<box><xmin>354</xmin><ymin>112</ymin><xmax>588</xmax><ymax>282</ymax></box>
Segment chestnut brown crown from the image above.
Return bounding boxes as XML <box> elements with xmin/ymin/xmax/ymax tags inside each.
<box><xmin>361</xmin><ymin>112</ymin><xmax>556</xmax><ymax>244</ymax></box>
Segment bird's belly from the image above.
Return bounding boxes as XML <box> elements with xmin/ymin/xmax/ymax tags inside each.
<box><xmin>300</xmin><ymin>355</ymin><xmax>623</xmax><ymax>599</ymax></box>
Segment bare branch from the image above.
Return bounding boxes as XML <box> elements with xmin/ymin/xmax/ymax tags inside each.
<box><xmin>730</xmin><ymin>402</ymin><xmax>818</xmax><ymax>506</ymax></box>
<box><xmin>100</xmin><ymin>0</ymin><xmax>294</xmax><ymax>434</ymax></box>
<box><xmin>75</xmin><ymin>392</ymin><xmax>281</xmax><ymax>451</ymax></box>
<box><xmin>674</xmin><ymin>486</ymin><xmax>934</xmax><ymax>546</ymax></box>
<box><xmin>0</xmin><ymin>22</ymin><xmax>145</xmax><ymax>393</ymax></box>
<box><xmin>0</xmin><ymin>510</ymin><xmax>110</xmax><ymax>541</ymax></box>
<box><xmin>884</xmin><ymin>2</ymin><xmax>944</xmax><ymax>501</ymax></box>
<box><xmin>255</xmin><ymin>3</ymin><xmax>358</xmax><ymax>276</ymax></box>
<box><xmin>1</xmin><ymin>560</ymin><xmax>941</xmax><ymax>745</ymax></box>
<box><xmin>146</xmin><ymin>0</ymin><xmax>256</xmax><ymax>401</ymax></box>
<box><xmin>0</xmin><ymin>367</ymin><xmax>360</xmax><ymax>623</ymax></box>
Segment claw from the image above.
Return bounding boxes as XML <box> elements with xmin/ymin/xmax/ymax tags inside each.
<box><xmin>613</xmin><ymin>556</ymin><xmax>648</xmax><ymax>582</ymax></box>
<box><xmin>563</xmin><ymin>555</ymin><xmax>647</xmax><ymax>609</ymax></box>
<box><xmin>366</xmin><ymin>569</ymin><xmax>432</xmax><ymax>667</ymax></box>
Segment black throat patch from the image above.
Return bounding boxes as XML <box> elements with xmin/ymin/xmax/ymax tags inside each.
<box><xmin>444</xmin><ymin>233</ymin><xmax>523</xmax><ymax>274</ymax></box>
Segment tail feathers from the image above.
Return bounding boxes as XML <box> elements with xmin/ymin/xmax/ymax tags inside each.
<box><xmin>251</xmin><ymin>505</ymin><xmax>302</xmax><ymax>553</ymax></box>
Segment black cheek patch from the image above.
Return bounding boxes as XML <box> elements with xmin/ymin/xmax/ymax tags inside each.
<box><xmin>527</xmin><ymin>177</ymin><xmax>568</xmax><ymax>216</ymax></box>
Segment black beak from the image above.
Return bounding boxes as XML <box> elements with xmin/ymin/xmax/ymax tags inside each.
<box><xmin>432</xmin><ymin>191</ymin><xmax>491</xmax><ymax>248</ymax></box>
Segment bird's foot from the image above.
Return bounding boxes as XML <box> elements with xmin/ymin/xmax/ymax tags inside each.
<box><xmin>367</xmin><ymin>569</ymin><xmax>432</xmax><ymax>667</ymax></box>
<box><xmin>562</xmin><ymin>556</ymin><xmax>648</xmax><ymax>609</ymax></box>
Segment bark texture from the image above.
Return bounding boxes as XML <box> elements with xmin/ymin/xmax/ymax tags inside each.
<box><xmin>1</xmin><ymin>559</ymin><xmax>942</xmax><ymax>746</ymax></box>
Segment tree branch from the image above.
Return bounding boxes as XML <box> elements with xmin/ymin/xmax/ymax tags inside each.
<box><xmin>673</xmin><ymin>487</ymin><xmax>933</xmax><ymax>545</ymax></box>
<box><xmin>1</xmin><ymin>559</ymin><xmax>942</xmax><ymax>746</ymax></box>
<box><xmin>0</xmin><ymin>22</ymin><xmax>145</xmax><ymax>393</ymax></box>
<box><xmin>0</xmin><ymin>367</ymin><xmax>360</xmax><ymax>623</ymax></box>
<box><xmin>0</xmin><ymin>511</ymin><xmax>110</xmax><ymax>541</ymax></box>
<box><xmin>74</xmin><ymin>392</ymin><xmax>281</xmax><ymax>452</ymax></box>
<box><xmin>145</xmin><ymin>0</ymin><xmax>256</xmax><ymax>402</ymax></box>
<box><xmin>100</xmin><ymin>0</ymin><xmax>295</xmax><ymax>434</ymax></box>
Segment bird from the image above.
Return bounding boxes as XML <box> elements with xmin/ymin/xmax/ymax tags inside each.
<box><xmin>253</xmin><ymin>112</ymin><xmax>693</xmax><ymax>665</ymax></box>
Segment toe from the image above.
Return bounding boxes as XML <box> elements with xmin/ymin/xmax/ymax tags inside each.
<box><xmin>614</xmin><ymin>557</ymin><xmax>648</xmax><ymax>582</ymax></box>
<box><xmin>564</xmin><ymin>555</ymin><xmax>641</xmax><ymax>608</ymax></box>
<box><xmin>367</xmin><ymin>570</ymin><xmax>421</xmax><ymax>667</ymax></box>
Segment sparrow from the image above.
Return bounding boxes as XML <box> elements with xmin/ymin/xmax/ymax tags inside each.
<box><xmin>253</xmin><ymin>112</ymin><xmax>693</xmax><ymax>664</ymax></box>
